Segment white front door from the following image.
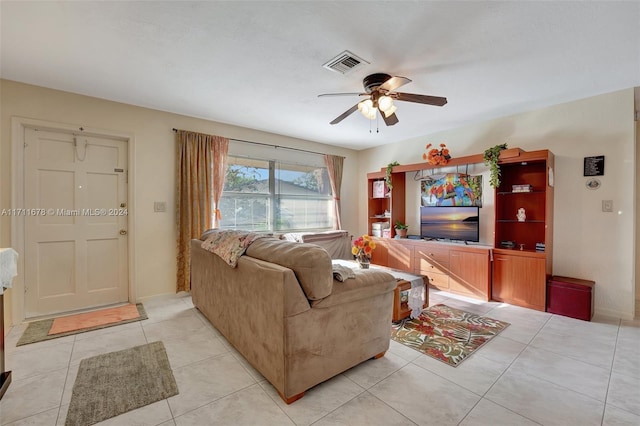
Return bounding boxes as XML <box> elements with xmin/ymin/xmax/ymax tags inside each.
<box><xmin>24</xmin><ymin>128</ymin><xmax>129</xmax><ymax>317</ymax></box>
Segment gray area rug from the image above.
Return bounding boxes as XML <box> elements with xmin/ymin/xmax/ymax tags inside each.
<box><xmin>16</xmin><ymin>303</ymin><xmax>147</xmax><ymax>346</ymax></box>
<box><xmin>65</xmin><ymin>341</ymin><xmax>179</xmax><ymax>426</ymax></box>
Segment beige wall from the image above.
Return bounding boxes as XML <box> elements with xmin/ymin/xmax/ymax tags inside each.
<box><xmin>360</xmin><ymin>89</ymin><xmax>636</xmax><ymax>319</ymax></box>
<box><xmin>1</xmin><ymin>79</ymin><xmax>360</xmax><ymax>326</ymax></box>
<box><xmin>2</xmin><ymin>80</ymin><xmax>636</xmax><ymax>326</ymax></box>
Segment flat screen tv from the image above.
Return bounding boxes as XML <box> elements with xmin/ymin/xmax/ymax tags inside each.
<box><xmin>420</xmin><ymin>206</ymin><xmax>480</xmax><ymax>242</ymax></box>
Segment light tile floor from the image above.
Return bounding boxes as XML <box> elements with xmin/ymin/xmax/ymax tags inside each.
<box><xmin>1</xmin><ymin>289</ymin><xmax>639</xmax><ymax>426</ymax></box>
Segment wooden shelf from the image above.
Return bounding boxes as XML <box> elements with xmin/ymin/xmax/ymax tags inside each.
<box><xmin>378</xmin><ymin>148</ymin><xmax>525</xmax><ymax>175</ymax></box>
<box><xmin>496</xmin><ymin>220</ymin><xmax>545</xmax><ymax>223</ymax></box>
<box><xmin>497</xmin><ymin>191</ymin><xmax>545</xmax><ymax>195</ymax></box>
<box><xmin>492</xmin><ymin>150</ymin><xmax>554</xmax><ymax>312</ymax></box>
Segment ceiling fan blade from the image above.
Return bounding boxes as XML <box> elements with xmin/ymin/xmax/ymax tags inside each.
<box><xmin>330</xmin><ymin>103</ymin><xmax>360</xmax><ymax>125</ymax></box>
<box><xmin>394</xmin><ymin>92</ymin><xmax>447</xmax><ymax>106</ymax></box>
<box><xmin>318</xmin><ymin>92</ymin><xmax>367</xmax><ymax>98</ymax></box>
<box><xmin>381</xmin><ymin>111</ymin><xmax>399</xmax><ymax>126</ymax></box>
<box><xmin>379</xmin><ymin>76</ymin><xmax>412</xmax><ymax>92</ymax></box>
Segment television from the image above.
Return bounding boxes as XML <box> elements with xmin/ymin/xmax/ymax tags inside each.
<box><xmin>420</xmin><ymin>206</ymin><xmax>480</xmax><ymax>242</ymax></box>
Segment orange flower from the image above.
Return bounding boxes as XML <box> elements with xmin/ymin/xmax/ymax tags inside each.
<box><xmin>352</xmin><ymin>234</ymin><xmax>376</xmax><ymax>261</ymax></box>
<box><xmin>422</xmin><ymin>142</ymin><xmax>451</xmax><ymax>165</ymax></box>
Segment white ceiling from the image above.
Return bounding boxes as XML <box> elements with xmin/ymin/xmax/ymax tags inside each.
<box><xmin>2</xmin><ymin>1</ymin><xmax>639</xmax><ymax>150</ymax></box>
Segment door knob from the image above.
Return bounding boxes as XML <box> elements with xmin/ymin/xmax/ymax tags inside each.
<box><xmin>119</xmin><ymin>229</ymin><xmax>127</xmax><ymax>235</ymax></box>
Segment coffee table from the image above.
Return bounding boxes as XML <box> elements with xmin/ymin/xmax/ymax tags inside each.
<box><xmin>393</xmin><ymin>277</ymin><xmax>428</xmax><ymax>322</ymax></box>
<box><xmin>331</xmin><ymin>259</ymin><xmax>428</xmax><ymax>321</ymax></box>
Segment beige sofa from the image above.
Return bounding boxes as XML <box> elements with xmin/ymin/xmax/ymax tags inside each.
<box><xmin>190</xmin><ymin>235</ymin><xmax>396</xmax><ymax>404</ymax></box>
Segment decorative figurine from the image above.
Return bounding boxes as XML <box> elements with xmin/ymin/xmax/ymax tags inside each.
<box><xmin>517</xmin><ymin>207</ymin><xmax>526</xmax><ymax>222</ymax></box>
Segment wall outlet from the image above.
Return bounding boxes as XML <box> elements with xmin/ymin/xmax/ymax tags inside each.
<box><xmin>154</xmin><ymin>201</ymin><xmax>167</xmax><ymax>212</ymax></box>
<box><xmin>602</xmin><ymin>200</ymin><xmax>613</xmax><ymax>212</ymax></box>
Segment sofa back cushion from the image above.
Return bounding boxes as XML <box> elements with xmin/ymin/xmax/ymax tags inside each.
<box><xmin>246</xmin><ymin>238</ymin><xmax>333</xmax><ymax>300</ymax></box>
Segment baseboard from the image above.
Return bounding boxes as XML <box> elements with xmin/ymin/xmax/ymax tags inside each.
<box><xmin>594</xmin><ymin>306</ymin><xmax>635</xmax><ymax>321</ymax></box>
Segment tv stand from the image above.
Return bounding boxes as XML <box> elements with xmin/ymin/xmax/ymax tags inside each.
<box><xmin>370</xmin><ymin>238</ymin><xmax>492</xmax><ymax>301</ymax></box>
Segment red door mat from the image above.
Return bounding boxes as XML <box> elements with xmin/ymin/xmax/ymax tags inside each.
<box><xmin>48</xmin><ymin>304</ymin><xmax>141</xmax><ymax>335</ymax></box>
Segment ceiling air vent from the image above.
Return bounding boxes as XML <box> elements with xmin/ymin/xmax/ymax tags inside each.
<box><xmin>322</xmin><ymin>50</ymin><xmax>369</xmax><ymax>75</ymax></box>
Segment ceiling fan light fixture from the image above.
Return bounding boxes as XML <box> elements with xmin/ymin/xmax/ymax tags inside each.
<box><xmin>382</xmin><ymin>104</ymin><xmax>397</xmax><ymax>118</ymax></box>
<box><xmin>358</xmin><ymin>99</ymin><xmax>375</xmax><ymax>118</ymax></box>
<box><xmin>360</xmin><ymin>99</ymin><xmax>373</xmax><ymax>109</ymax></box>
<box><xmin>378</xmin><ymin>95</ymin><xmax>393</xmax><ymax>112</ymax></box>
<box><xmin>366</xmin><ymin>109</ymin><xmax>376</xmax><ymax>120</ymax></box>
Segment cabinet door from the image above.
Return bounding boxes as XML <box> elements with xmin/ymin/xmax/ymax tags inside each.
<box><xmin>388</xmin><ymin>241</ymin><xmax>413</xmax><ymax>271</ymax></box>
<box><xmin>511</xmin><ymin>256</ymin><xmax>546</xmax><ymax>310</ymax></box>
<box><xmin>449</xmin><ymin>250</ymin><xmax>490</xmax><ymax>300</ymax></box>
<box><xmin>492</xmin><ymin>254</ymin><xmax>513</xmax><ymax>302</ymax></box>
<box><xmin>370</xmin><ymin>239</ymin><xmax>388</xmax><ymax>266</ymax></box>
<box><xmin>492</xmin><ymin>253</ymin><xmax>546</xmax><ymax>311</ymax></box>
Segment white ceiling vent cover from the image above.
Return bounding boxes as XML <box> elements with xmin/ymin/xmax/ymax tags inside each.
<box><xmin>322</xmin><ymin>50</ymin><xmax>369</xmax><ymax>75</ymax></box>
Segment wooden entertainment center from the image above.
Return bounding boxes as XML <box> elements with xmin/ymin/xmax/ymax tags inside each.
<box><xmin>367</xmin><ymin>148</ymin><xmax>554</xmax><ymax>311</ymax></box>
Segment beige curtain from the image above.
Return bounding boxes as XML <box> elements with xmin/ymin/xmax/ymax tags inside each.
<box><xmin>175</xmin><ymin>130</ymin><xmax>228</xmax><ymax>292</ymax></box>
<box><xmin>324</xmin><ymin>154</ymin><xmax>344</xmax><ymax>230</ymax></box>
<box><xmin>211</xmin><ymin>136</ymin><xmax>229</xmax><ymax>228</ymax></box>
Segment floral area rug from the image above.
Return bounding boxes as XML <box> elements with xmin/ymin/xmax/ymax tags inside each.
<box><xmin>391</xmin><ymin>304</ymin><xmax>510</xmax><ymax>367</ymax></box>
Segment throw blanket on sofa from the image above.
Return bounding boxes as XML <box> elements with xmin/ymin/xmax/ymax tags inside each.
<box><xmin>201</xmin><ymin>230</ymin><xmax>268</xmax><ymax>267</ymax></box>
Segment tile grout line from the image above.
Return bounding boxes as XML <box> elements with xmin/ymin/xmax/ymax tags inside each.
<box><xmin>357</xmin><ymin>366</ymin><xmax>421</xmax><ymax>426</ymax></box>
<box><xmin>53</xmin><ymin>332</ymin><xmax>78</xmax><ymax>426</ymax></box>
<box><xmin>471</xmin><ymin>310</ymin><xmax>552</xmax><ymax>425</ymax></box>
<box><xmin>600</xmin><ymin>318</ymin><xmax>622</xmax><ymax>425</ymax></box>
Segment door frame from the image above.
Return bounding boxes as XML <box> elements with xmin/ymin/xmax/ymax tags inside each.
<box><xmin>11</xmin><ymin>117</ymin><xmax>137</xmax><ymax>323</ymax></box>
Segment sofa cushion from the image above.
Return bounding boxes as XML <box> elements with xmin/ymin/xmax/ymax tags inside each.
<box><xmin>245</xmin><ymin>238</ymin><xmax>333</xmax><ymax>301</ymax></box>
<box><xmin>281</xmin><ymin>231</ymin><xmax>351</xmax><ymax>260</ymax></box>
<box><xmin>311</xmin><ymin>270</ymin><xmax>396</xmax><ymax>309</ymax></box>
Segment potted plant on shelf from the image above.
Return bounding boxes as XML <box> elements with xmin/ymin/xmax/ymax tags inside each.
<box><xmin>483</xmin><ymin>143</ymin><xmax>508</xmax><ymax>188</ymax></box>
<box><xmin>394</xmin><ymin>220</ymin><xmax>409</xmax><ymax>238</ymax></box>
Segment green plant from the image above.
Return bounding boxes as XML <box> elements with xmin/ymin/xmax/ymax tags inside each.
<box><xmin>483</xmin><ymin>143</ymin><xmax>508</xmax><ymax>188</ymax></box>
<box><xmin>394</xmin><ymin>219</ymin><xmax>408</xmax><ymax>230</ymax></box>
<box><xmin>385</xmin><ymin>161</ymin><xmax>400</xmax><ymax>190</ymax></box>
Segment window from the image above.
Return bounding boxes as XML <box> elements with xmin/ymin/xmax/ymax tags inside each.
<box><xmin>219</xmin><ymin>155</ymin><xmax>334</xmax><ymax>232</ymax></box>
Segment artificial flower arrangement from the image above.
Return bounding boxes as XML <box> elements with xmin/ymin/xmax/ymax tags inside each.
<box><xmin>351</xmin><ymin>234</ymin><xmax>376</xmax><ymax>263</ymax></box>
<box><xmin>422</xmin><ymin>143</ymin><xmax>451</xmax><ymax>166</ymax></box>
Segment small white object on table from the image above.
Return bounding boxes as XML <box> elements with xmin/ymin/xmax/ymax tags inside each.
<box><xmin>332</xmin><ymin>259</ymin><xmax>425</xmax><ymax>319</ymax></box>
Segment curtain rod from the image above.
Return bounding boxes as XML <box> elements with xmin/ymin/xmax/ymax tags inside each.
<box><xmin>172</xmin><ymin>128</ymin><xmax>344</xmax><ymax>159</ymax></box>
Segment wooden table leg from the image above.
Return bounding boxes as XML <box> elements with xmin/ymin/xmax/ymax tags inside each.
<box><xmin>0</xmin><ymin>294</ymin><xmax>12</xmax><ymax>400</ymax></box>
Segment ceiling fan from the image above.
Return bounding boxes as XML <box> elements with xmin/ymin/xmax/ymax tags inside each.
<box><xmin>318</xmin><ymin>73</ymin><xmax>447</xmax><ymax>126</ymax></box>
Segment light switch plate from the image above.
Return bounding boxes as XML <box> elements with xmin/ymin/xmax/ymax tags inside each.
<box><xmin>154</xmin><ymin>201</ymin><xmax>167</xmax><ymax>212</ymax></box>
<box><xmin>602</xmin><ymin>200</ymin><xmax>613</xmax><ymax>212</ymax></box>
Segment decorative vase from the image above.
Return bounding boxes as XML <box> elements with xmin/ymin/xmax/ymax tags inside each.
<box><xmin>357</xmin><ymin>257</ymin><xmax>370</xmax><ymax>269</ymax></box>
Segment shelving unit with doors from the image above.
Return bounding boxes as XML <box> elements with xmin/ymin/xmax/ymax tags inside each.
<box><xmin>492</xmin><ymin>149</ymin><xmax>554</xmax><ymax>311</ymax></box>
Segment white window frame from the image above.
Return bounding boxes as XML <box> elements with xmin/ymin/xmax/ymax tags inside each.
<box><xmin>219</xmin><ymin>147</ymin><xmax>334</xmax><ymax>232</ymax></box>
